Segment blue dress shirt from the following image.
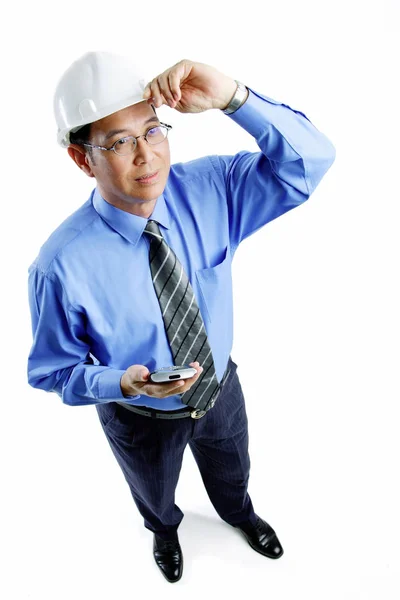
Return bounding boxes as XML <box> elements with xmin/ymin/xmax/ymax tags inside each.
<box><xmin>27</xmin><ymin>88</ymin><xmax>336</xmax><ymax>409</ymax></box>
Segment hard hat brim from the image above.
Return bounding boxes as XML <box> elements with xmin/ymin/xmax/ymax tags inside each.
<box><xmin>58</xmin><ymin>96</ymin><xmax>147</xmax><ymax>148</ymax></box>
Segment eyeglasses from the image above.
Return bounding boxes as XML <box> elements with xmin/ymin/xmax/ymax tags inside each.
<box><xmin>82</xmin><ymin>122</ymin><xmax>172</xmax><ymax>156</ymax></box>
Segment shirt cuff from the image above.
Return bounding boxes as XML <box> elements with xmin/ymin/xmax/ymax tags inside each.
<box><xmin>227</xmin><ymin>87</ymin><xmax>312</xmax><ymax>139</ymax></box>
<box><xmin>97</xmin><ymin>369</ymin><xmax>140</xmax><ymax>402</ymax></box>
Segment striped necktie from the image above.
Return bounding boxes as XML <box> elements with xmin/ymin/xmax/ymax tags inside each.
<box><xmin>143</xmin><ymin>219</ymin><xmax>219</xmax><ymax>413</ymax></box>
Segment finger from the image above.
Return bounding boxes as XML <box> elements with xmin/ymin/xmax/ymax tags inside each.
<box><xmin>178</xmin><ymin>365</ymin><xmax>203</xmax><ymax>393</ymax></box>
<box><xmin>143</xmin><ymin>82</ymin><xmax>158</xmax><ymax>106</ymax></box>
<box><xmin>142</xmin><ymin>80</ymin><xmax>157</xmax><ymax>105</ymax></box>
<box><xmin>142</xmin><ymin>83</ymin><xmax>152</xmax><ymax>99</ymax></box>
<box><xmin>157</xmin><ymin>74</ymin><xmax>176</xmax><ymax>107</ymax></box>
<box><xmin>168</xmin><ymin>71</ymin><xmax>182</xmax><ymax>102</ymax></box>
<box><xmin>188</xmin><ymin>362</ymin><xmax>202</xmax><ymax>376</ymax></box>
<box><xmin>190</xmin><ymin>367</ymin><xmax>203</xmax><ymax>381</ymax></box>
<box><xmin>143</xmin><ymin>380</ymin><xmax>185</xmax><ymax>398</ymax></box>
<box><xmin>128</xmin><ymin>364</ymin><xmax>150</xmax><ymax>383</ymax></box>
<box><xmin>148</xmin><ymin>79</ymin><xmax>168</xmax><ymax>109</ymax></box>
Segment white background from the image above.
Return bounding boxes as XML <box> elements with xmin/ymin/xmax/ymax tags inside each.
<box><xmin>1</xmin><ymin>0</ymin><xmax>399</xmax><ymax>598</ymax></box>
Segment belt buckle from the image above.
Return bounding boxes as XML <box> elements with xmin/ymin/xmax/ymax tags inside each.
<box><xmin>191</xmin><ymin>409</ymin><xmax>207</xmax><ymax>419</ymax></box>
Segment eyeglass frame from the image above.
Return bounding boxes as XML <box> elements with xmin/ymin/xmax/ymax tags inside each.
<box><xmin>80</xmin><ymin>122</ymin><xmax>172</xmax><ymax>155</ymax></box>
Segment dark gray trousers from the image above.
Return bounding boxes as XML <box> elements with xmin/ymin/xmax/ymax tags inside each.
<box><xmin>96</xmin><ymin>357</ymin><xmax>258</xmax><ymax>540</ymax></box>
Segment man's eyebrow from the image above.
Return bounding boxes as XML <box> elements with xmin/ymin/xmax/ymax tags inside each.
<box><xmin>104</xmin><ymin>117</ymin><xmax>160</xmax><ymax>142</ymax></box>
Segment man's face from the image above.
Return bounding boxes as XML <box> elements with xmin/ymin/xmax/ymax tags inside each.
<box><xmin>83</xmin><ymin>101</ymin><xmax>171</xmax><ymax>216</ymax></box>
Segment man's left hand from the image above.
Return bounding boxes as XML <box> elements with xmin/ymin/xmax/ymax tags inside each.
<box><xmin>142</xmin><ymin>59</ymin><xmax>238</xmax><ymax>113</ymax></box>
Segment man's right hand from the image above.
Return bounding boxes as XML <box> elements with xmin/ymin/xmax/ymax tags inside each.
<box><xmin>120</xmin><ymin>361</ymin><xmax>203</xmax><ymax>399</ymax></box>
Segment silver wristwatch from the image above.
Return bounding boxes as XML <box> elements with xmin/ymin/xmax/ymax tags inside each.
<box><xmin>222</xmin><ymin>80</ymin><xmax>248</xmax><ymax>115</ymax></box>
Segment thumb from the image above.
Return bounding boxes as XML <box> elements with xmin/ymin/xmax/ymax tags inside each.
<box><xmin>142</xmin><ymin>84</ymin><xmax>151</xmax><ymax>99</ymax></box>
<box><xmin>130</xmin><ymin>364</ymin><xmax>150</xmax><ymax>383</ymax></box>
<box><xmin>139</xmin><ymin>367</ymin><xmax>150</xmax><ymax>382</ymax></box>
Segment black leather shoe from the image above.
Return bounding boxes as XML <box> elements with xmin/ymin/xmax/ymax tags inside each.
<box><xmin>235</xmin><ymin>516</ymin><xmax>284</xmax><ymax>559</ymax></box>
<box><xmin>153</xmin><ymin>534</ymin><xmax>183</xmax><ymax>583</ymax></box>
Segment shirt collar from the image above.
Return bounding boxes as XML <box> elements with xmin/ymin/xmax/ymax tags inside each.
<box><xmin>92</xmin><ymin>187</ymin><xmax>170</xmax><ymax>246</ymax></box>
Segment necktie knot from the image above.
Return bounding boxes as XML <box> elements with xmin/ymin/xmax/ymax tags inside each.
<box><xmin>144</xmin><ymin>219</ymin><xmax>162</xmax><ymax>240</ymax></box>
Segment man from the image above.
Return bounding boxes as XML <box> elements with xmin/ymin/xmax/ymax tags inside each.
<box><xmin>27</xmin><ymin>51</ymin><xmax>336</xmax><ymax>583</ymax></box>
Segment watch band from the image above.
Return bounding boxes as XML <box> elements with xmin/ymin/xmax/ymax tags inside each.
<box><xmin>222</xmin><ymin>80</ymin><xmax>248</xmax><ymax>115</ymax></box>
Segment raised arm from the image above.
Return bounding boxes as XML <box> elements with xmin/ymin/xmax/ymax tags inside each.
<box><xmin>143</xmin><ymin>59</ymin><xmax>336</xmax><ymax>251</ymax></box>
<box><xmin>215</xmin><ymin>88</ymin><xmax>336</xmax><ymax>250</ymax></box>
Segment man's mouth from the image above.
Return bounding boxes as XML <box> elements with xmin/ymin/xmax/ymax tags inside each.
<box><xmin>135</xmin><ymin>171</ymin><xmax>159</xmax><ymax>183</ymax></box>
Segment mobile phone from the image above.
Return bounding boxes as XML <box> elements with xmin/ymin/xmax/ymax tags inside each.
<box><xmin>149</xmin><ymin>365</ymin><xmax>197</xmax><ymax>383</ymax></box>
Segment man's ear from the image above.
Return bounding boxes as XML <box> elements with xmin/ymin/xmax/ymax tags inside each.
<box><xmin>67</xmin><ymin>144</ymin><xmax>95</xmax><ymax>177</ymax></box>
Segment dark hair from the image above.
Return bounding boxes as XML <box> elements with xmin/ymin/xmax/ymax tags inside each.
<box><xmin>69</xmin><ymin>123</ymin><xmax>96</xmax><ymax>163</ymax></box>
<box><xmin>69</xmin><ymin>123</ymin><xmax>92</xmax><ymax>145</ymax></box>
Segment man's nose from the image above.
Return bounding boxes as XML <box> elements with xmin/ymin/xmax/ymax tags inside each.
<box><xmin>133</xmin><ymin>136</ymin><xmax>156</xmax><ymax>164</ymax></box>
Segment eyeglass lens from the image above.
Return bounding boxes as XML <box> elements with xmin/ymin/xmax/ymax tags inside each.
<box><xmin>114</xmin><ymin>126</ymin><xmax>168</xmax><ymax>155</ymax></box>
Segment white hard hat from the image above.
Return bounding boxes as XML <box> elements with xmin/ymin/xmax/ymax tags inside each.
<box><xmin>54</xmin><ymin>51</ymin><xmax>148</xmax><ymax>147</ymax></box>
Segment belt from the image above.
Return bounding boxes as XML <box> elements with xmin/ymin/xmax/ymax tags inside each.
<box><xmin>117</xmin><ymin>362</ymin><xmax>232</xmax><ymax>420</ymax></box>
